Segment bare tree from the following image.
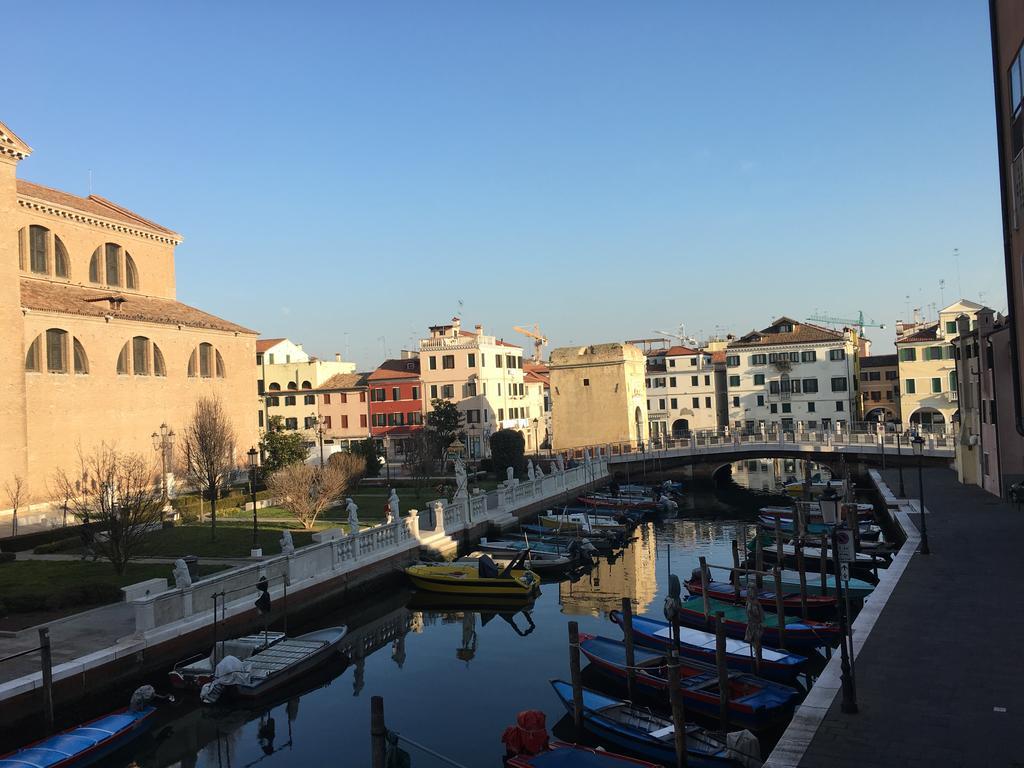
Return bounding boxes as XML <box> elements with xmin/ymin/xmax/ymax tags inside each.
<box><xmin>49</xmin><ymin>470</ymin><xmax>74</xmax><ymax>528</ymax></box>
<box><xmin>53</xmin><ymin>445</ymin><xmax>163</xmax><ymax>574</ymax></box>
<box><xmin>403</xmin><ymin>431</ymin><xmax>439</xmax><ymax>499</ymax></box>
<box><xmin>266</xmin><ymin>462</ymin><xmax>357</xmax><ymax>530</ymax></box>
<box><xmin>4</xmin><ymin>475</ymin><xmax>27</xmax><ymax>537</ymax></box>
<box><xmin>179</xmin><ymin>396</ymin><xmax>236</xmax><ymax>541</ymax></box>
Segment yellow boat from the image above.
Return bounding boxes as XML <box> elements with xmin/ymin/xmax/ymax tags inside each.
<box><xmin>405</xmin><ymin>558</ymin><xmax>540</xmax><ymax>597</ymax></box>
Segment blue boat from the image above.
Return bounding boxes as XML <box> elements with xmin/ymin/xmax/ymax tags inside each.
<box><xmin>549</xmin><ymin>680</ymin><xmax>745</xmax><ymax>767</ymax></box>
<box><xmin>609</xmin><ymin>610</ymin><xmax>807</xmax><ymax>683</ymax></box>
<box><xmin>505</xmin><ymin>741</ymin><xmax>661</xmax><ymax>767</ymax></box>
<box><xmin>578</xmin><ymin>636</ymin><xmax>799</xmax><ymax>730</ymax></box>
<box><xmin>0</xmin><ymin>707</ymin><xmax>156</xmax><ymax>767</ymax></box>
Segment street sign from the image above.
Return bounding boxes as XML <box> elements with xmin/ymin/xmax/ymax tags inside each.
<box><xmin>836</xmin><ymin>530</ymin><xmax>856</xmax><ymax>564</ymax></box>
<box><xmin>840</xmin><ymin>562</ymin><xmax>850</xmax><ymax>582</ymax></box>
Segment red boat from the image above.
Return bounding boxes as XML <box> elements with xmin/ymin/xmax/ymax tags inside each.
<box><xmin>684</xmin><ymin>575</ymin><xmax>837</xmax><ymax>618</ymax></box>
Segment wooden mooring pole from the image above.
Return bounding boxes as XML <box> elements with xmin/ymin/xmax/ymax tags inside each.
<box><xmin>698</xmin><ymin>556</ymin><xmax>711</xmax><ymax>618</ymax></box>
<box><xmin>774</xmin><ymin>516</ymin><xmax>784</xmax><ymax>571</ymax></box>
<box><xmin>666</xmin><ymin>649</ymin><xmax>688</xmax><ymax>767</ymax></box>
<box><xmin>714</xmin><ymin>612</ymin><xmax>729</xmax><ymax>730</ymax></box>
<box><xmin>621</xmin><ymin>597</ymin><xmax>637</xmax><ymax>702</ymax></box>
<box><xmin>795</xmin><ymin>538</ymin><xmax>809</xmax><ymax>620</ymax></box>
<box><xmin>39</xmin><ymin>627</ymin><xmax>54</xmax><ymax>731</ymax></box>
<box><xmin>773</xmin><ymin>567</ymin><xmax>787</xmax><ymax>650</ymax></box>
<box><xmin>568</xmin><ymin>621</ymin><xmax>584</xmax><ymax>730</ymax></box>
<box><xmin>755</xmin><ymin>534</ymin><xmax>764</xmax><ymax>589</ymax></box>
<box><xmin>731</xmin><ymin>540</ymin><xmax>741</xmax><ymax>602</ymax></box>
<box><xmin>371</xmin><ymin>695</ymin><xmax>386</xmax><ymax>768</ymax></box>
<box><xmin>819</xmin><ymin>534</ymin><xmax>829</xmax><ymax>597</ymax></box>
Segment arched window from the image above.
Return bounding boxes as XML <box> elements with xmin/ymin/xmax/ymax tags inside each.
<box><xmin>117</xmin><ymin>336</ymin><xmax>165</xmax><ymax>376</ymax></box>
<box><xmin>24</xmin><ymin>328</ymin><xmax>88</xmax><ymax>375</ymax></box>
<box><xmin>125</xmin><ymin>253</ymin><xmax>138</xmax><ymax>290</ymax></box>
<box><xmin>301</xmin><ymin>380</ymin><xmax>312</xmax><ymax>389</ymax></box>
<box><xmin>89</xmin><ymin>243</ymin><xmax>138</xmax><ymax>290</ymax></box>
<box><xmin>268</xmin><ymin>382</ymin><xmax>281</xmax><ymax>391</ymax></box>
<box><xmin>18</xmin><ymin>226</ymin><xmax>70</xmax><ymax>278</ymax></box>
<box><xmin>73</xmin><ymin>339</ymin><xmax>89</xmax><ymax>374</ymax></box>
<box><xmin>188</xmin><ymin>343</ymin><xmax>225</xmax><ymax>379</ymax></box>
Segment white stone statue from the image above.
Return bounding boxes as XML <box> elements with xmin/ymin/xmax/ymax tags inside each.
<box><xmin>583</xmin><ymin>448</ymin><xmax>591</xmax><ymax>466</ymax></box>
<box><xmin>454</xmin><ymin>458</ymin><xmax>468</xmax><ymax>498</ymax></box>
<box><xmin>386</xmin><ymin>488</ymin><xmax>400</xmax><ymax>523</ymax></box>
<box><xmin>555</xmin><ymin>454</ymin><xmax>565</xmax><ymax>473</ymax></box>
<box><xmin>280</xmin><ymin>530</ymin><xmax>294</xmax><ymax>555</ymax></box>
<box><xmin>527</xmin><ymin>460</ymin><xmax>535</xmax><ymax>481</ymax></box>
<box><xmin>536</xmin><ymin>462</ymin><xmax>545</xmax><ymax>478</ymax></box>
<box><xmin>506</xmin><ymin>466</ymin><xmax>515</xmax><ymax>483</ymax></box>
<box><xmin>346</xmin><ymin>497</ymin><xmax>359</xmax><ymax>534</ymax></box>
<box><xmin>172</xmin><ymin>558</ymin><xmax>192</xmax><ymax>589</ymax></box>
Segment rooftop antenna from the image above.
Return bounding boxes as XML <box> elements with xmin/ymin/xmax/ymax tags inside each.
<box><xmin>939</xmin><ymin>279</ymin><xmax>945</xmax><ymax>307</ymax></box>
<box><xmin>905</xmin><ymin>295</ymin><xmax>910</xmax><ymax>322</ymax></box>
<box><xmin>344</xmin><ymin>332</ymin><xmax>350</xmax><ymax>361</ymax></box>
<box><xmin>457</xmin><ymin>298</ymin><xmax>464</xmax><ymax>319</ymax></box>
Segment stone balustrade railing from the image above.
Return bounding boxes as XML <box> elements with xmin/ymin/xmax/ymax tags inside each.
<box><xmin>130</xmin><ymin>457</ymin><xmax>610</xmax><ymax>637</ymax></box>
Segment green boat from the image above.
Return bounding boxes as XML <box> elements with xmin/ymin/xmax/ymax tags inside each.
<box><xmin>737</xmin><ymin>569</ymin><xmax>875</xmax><ymax>601</ymax></box>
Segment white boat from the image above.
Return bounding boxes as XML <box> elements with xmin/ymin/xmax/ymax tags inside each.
<box><xmin>539</xmin><ymin>511</ymin><xmax>627</xmax><ymax>534</ymax></box>
<box><xmin>200</xmin><ymin>626</ymin><xmax>347</xmax><ymax>704</ymax></box>
<box><xmin>169</xmin><ymin>631</ymin><xmax>287</xmax><ymax>691</ymax></box>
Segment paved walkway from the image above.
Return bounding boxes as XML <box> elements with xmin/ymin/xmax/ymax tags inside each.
<box><xmin>798</xmin><ymin>467</ymin><xmax>1023</xmax><ymax>768</ymax></box>
<box><xmin>0</xmin><ymin>602</ymin><xmax>135</xmax><ymax>684</ymax></box>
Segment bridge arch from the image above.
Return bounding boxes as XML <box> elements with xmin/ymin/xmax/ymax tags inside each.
<box><xmin>671</xmin><ymin>418</ymin><xmax>690</xmax><ymax>438</ymax></box>
<box><xmin>865</xmin><ymin>406</ymin><xmax>897</xmax><ymax>423</ymax></box>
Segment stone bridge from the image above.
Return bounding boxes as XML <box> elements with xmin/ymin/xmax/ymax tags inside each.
<box><xmin>562</xmin><ymin>429</ymin><xmax>955</xmax><ymax>480</ymax></box>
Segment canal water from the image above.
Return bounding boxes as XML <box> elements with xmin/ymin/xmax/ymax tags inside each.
<box><xmin>17</xmin><ymin>462</ymin><xmax>850</xmax><ymax>767</ymax></box>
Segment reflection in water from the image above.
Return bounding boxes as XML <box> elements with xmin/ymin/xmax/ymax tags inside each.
<box><xmin>559</xmin><ymin>523</ymin><xmax>658</xmax><ymax>616</ymax></box>
<box><xmin>729</xmin><ymin>458</ymin><xmax>835</xmax><ymax>492</ymax></box>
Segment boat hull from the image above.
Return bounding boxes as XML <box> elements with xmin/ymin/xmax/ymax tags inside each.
<box><xmin>684</xmin><ymin>577</ymin><xmax>838</xmax><ymax>619</ymax></box>
<box><xmin>609</xmin><ymin>610</ymin><xmax>806</xmax><ymax>683</ymax></box>
<box><xmin>675</xmin><ymin>596</ymin><xmax>840</xmax><ymax>650</ymax></box>
<box><xmin>0</xmin><ymin>707</ymin><xmax>156</xmax><ymax>768</ymax></box>
<box><xmin>406</xmin><ymin>564</ymin><xmax>540</xmax><ymax>596</ymax></box>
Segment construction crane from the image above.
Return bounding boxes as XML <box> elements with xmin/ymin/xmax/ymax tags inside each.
<box><xmin>805</xmin><ymin>310</ymin><xmax>885</xmax><ymax>337</ymax></box>
<box><xmin>654</xmin><ymin>324</ymin><xmax>699</xmax><ymax>348</ymax></box>
<box><xmin>513</xmin><ymin>324</ymin><xmax>548</xmax><ymax>362</ymax></box>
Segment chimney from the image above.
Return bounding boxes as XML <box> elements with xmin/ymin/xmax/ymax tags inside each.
<box><xmin>912</xmin><ymin>308</ymin><xmax>921</xmax><ymax>326</ymax></box>
<box><xmin>335</xmin><ymin>353</ymin><xmax>341</xmax><ymax>362</ymax></box>
<box><xmin>297</xmin><ymin>343</ymin><xmax>304</xmax><ymax>351</ymax></box>
<box><xmin>475</xmin><ymin>323</ymin><xmax>483</xmax><ymax>335</ymax></box>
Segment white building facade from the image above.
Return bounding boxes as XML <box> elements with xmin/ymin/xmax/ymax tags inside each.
<box><xmin>418</xmin><ymin>319</ymin><xmax>531</xmax><ymax>458</ymax></box>
<box><xmin>644</xmin><ymin>346</ymin><xmax>724</xmax><ymax>441</ymax></box>
<box><xmin>726</xmin><ymin>318</ymin><xmax>860</xmax><ymax>433</ymax></box>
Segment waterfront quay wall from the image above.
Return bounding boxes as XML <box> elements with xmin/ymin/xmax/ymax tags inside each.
<box><xmin>0</xmin><ymin>459</ymin><xmax>609</xmax><ymax>727</ymax></box>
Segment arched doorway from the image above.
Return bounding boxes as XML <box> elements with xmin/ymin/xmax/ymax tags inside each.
<box><xmin>671</xmin><ymin>418</ymin><xmax>690</xmax><ymax>438</ymax></box>
<box><xmin>865</xmin><ymin>407</ymin><xmax>895</xmax><ymax>424</ymax></box>
<box><xmin>909</xmin><ymin>408</ymin><xmax>946</xmax><ymax>432</ymax></box>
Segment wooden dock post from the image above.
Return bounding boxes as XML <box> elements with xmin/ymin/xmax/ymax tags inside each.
<box><xmin>795</xmin><ymin>538</ymin><xmax>809</xmax><ymax>620</ymax></box>
<box><xmin>698</xmin><ymin>556</ymin><xmax>711</xmax><ymax>618</ymax></box>
<box><xmin>774</xmin><ymin>516</ymin><xmax>784</xmax><ymax>571</ymax></box>
<box><xmin>568</xmin><ymin>621</ymin><xmax>584</xmax><ymax>729</ymax></box>
<box><xmin>666</xmin><ymin>650</ymin><xmax>688</xmax><ymax>768</ymax></box>
<box><xmin>371</xmin><ymin>695</ymin><xmax>386</xmax><ymax>768</ymax></box>
<box><xmin>845</xmin><ymin>504</ymin><xmax>861</xmax><ymax>551</ymax></box>
<box><xmin>755</xmin><ymin>534</ymin><xmax>764</xmax><ymax>589</ymax></box>
<box><xmin>819</xmin><ymin>534</ymin><xmax>829</xmax><ymax>597</ymax></box>
<box><xmin>731</xmin><ymin>540</ymin><xmax>741</xmax><ymax>601</ymax></box>
<box><xmin>621</xmin><ymin>597</ymin><xmax>638</xmax><ymax>703</ymax></box>
<box><xmin>714</xmin><ymin>611</ymin><xmax>730</xmax><ymax>730</ymax></box>
<box><xmin>39</xmin><ymin>627</ymin><xmax>54</xmax><ymax>732</ymax></box>
<box><xmin>773</xmin><ymin>567</ymin><xmax>787</xmax><ymax>650</ymax></box>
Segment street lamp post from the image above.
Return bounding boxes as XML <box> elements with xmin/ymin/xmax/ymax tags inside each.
<box><xmin>311</xmin><ymin>413</ymin><xmax>325</xmax><ymax>467</ymax></box>
<box><xmin>151</xmin><ymin>423</ymin><xmax>175</xmax><ymax>514</ymax></box>
<box><xmin>895</xmin><ymin>424</ymin><xmax>906</xmax><ymax>497</ymax></box>
<box><xmin>911</xmin><ymin>434</ymin><xmax>930</xmax><ymax>555</ymax></box>
<box><xmin>532</xmin><ymin>418</ymin><xmax>539</xmax><ymax>458</ymax></box>
<box><xmin>248</xmin><ymin>447</ymin><xmax>260</xmax><ymax>557</ymax></box>
<box><xmin>878</xmin><ymin>421</ymin><xmax>886</xmax><ymax>472</ymax></box>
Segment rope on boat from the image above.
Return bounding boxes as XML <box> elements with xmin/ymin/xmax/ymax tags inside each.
<box><xmin>391</xmin><ymin>731</ymin><xmax>472</xmax><ymax>768</ymax></box>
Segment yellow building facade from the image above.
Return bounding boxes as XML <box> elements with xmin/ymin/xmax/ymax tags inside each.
<box><xmin>549</xmin><ymin>343</ymin><xmax>648</xmax><ymax>450</ymax></box>
<box><xmin>1</xmin><ymin>120</ymin><xmax>258</xmax><ymax>512</ymax></box>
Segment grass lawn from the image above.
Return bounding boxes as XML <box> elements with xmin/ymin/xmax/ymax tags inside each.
<box><xmin>139</xmin><ymin>522</ymin><xmax>316</xmax><ymax>559</ymax></box>
<box><xmin>0</xmin><ymin>560</ymin><xmax>227</xmax><ymax>629</ymax></box>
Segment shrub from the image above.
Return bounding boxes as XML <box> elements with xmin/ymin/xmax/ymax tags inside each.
<box><xmin>33</xmin><ymin>537</ymin><xmax>82</xmax><ymax>555</ymax></box>
<box><xmin>490</xmin><ymin>429</ymin><xmax>526</xmax><ymax>480</ymax></box>
<box><xmin>0</xmin><ymin>552</ymin><xmax>15</xmax><ymax>565</ymax></box>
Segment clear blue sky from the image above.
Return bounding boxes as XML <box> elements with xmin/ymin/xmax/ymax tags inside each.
<box><xmin>8</xmin><ymin>1</ymin><xmax>1005</xmax><ymax>366</ymax></box>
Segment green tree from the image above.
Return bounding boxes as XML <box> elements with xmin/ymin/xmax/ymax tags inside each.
<box><xmin>351</xmin><ymin>438</ymin><xmax>382</xmax><ymax>478</ymax></box>
<box><xmin>489</xmin><ymin>429</ymin><xmax>526</xmax><ymax>480</ymax></box>
<box><xmin>403</xmin><ymin>430</ymin><xmax>441</xmax><ymax>498</ymax></box>
<box><xmin>261</xmin><ymin>416</ymin><xmax>307</xmax><ymax>473</ymax></box>
<box><xmin>426</xmin><ymin>399</ymin><xmax>465</xmax><ymax>450</ymax></box>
